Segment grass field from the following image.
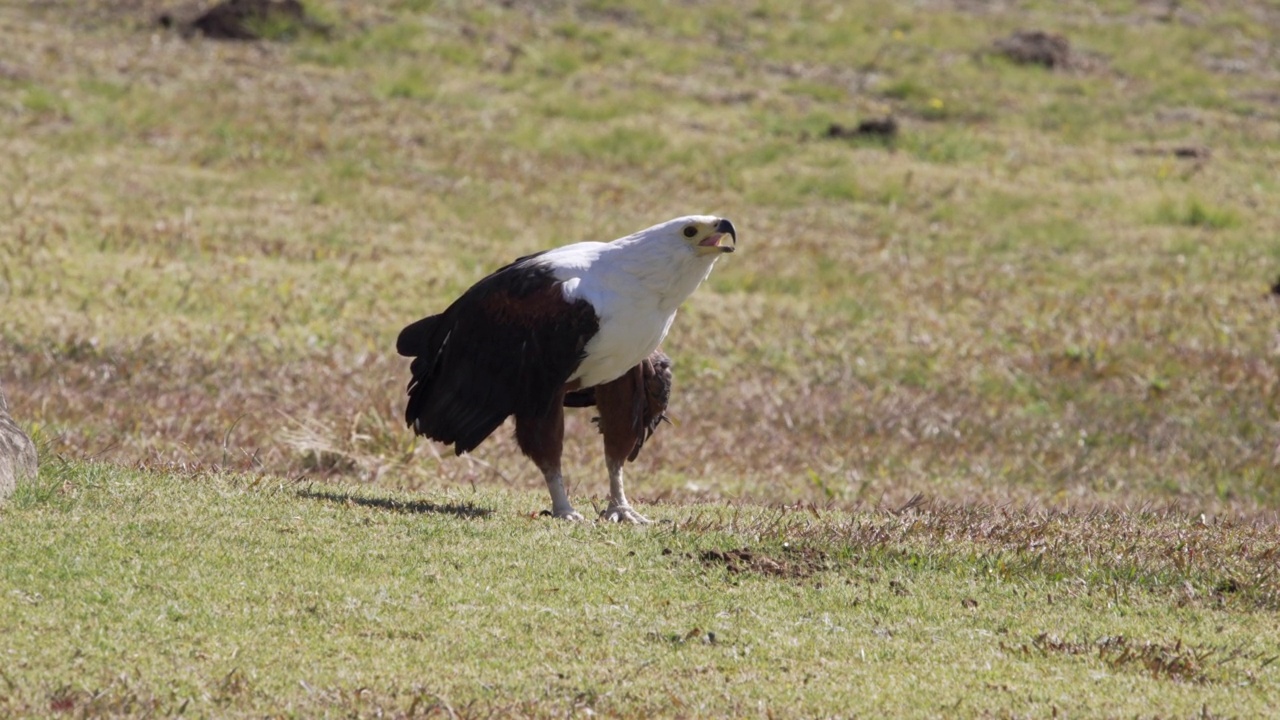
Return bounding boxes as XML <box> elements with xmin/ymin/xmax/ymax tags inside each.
<box><xmin>4</xmin><ymin>462</ymin><xmax>1280</xmax><ymax>716</ymax></box>
<box><xmin>2</xmin><ymin>0</ymin><xmax>1279</xmax><ymax>716</ymax></box>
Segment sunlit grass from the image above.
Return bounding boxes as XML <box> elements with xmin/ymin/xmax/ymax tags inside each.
<box><xmin>3</xmin><ymin>463</ymin><xmax>1279</xmax><ymax>716</ymax></box>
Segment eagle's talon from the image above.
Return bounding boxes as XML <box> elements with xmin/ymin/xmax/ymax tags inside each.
<box><xmin>601</xmin><ymin>505</ymin><xmax>651</xmax><ymax>525</ymax></box>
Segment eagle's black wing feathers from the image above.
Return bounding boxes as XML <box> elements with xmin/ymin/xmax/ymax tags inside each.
<box><xmin>399</xmin><ymin>256</ymin><xmax>599</xmax><ymax>454</ymax></box>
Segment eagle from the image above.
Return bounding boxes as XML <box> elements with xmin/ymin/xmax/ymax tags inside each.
<box><xmin>396</xmin><ymin>215</ymin><xmax>736</xmax><ymax>524</ymax></box>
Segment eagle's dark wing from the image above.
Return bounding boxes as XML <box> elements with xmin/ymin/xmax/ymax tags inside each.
<box><xmin>397</xmin><ymin>256</ymin><xmax>599</xmax><ymax>455</ymax></box>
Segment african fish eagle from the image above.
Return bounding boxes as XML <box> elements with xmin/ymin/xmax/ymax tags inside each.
<box><xmin>396</xmin><ymin>215</ymin><xmax>737</xmax><ymax>523</ymax></box>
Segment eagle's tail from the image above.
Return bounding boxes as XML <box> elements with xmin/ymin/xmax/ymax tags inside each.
<box><xmin>395</xmin><ymin>315</ymin><xmax>437</xmax><ymax>357</ymax></box>
<box><xmin>397</xmin><ymin>313</ymin><xmax>510</xmax><ymax>455</ymax></box>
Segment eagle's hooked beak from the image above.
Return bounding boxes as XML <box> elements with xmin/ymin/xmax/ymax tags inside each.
<box><xmin>700</xmin><ymin>218</ymin><xmax>737</xmax><ymax>253</ymax></box>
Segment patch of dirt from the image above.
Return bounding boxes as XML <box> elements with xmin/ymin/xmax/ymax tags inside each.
<box><xmin>161</xmin><ymin>0</ymin><xmax>324</xmax><ymax>41</ymax></box>
<box><xmin>1133</xmin><ymin>145</ymin><xmax>1211</xmax><ymax>160</ymax></box>
<box><xmin>993</xmin><ymin>30</ymin><xmax>1072</xmax><ymax>69</ymax></box>
<box><xmin>827</xmin><ymin>117</ymin><xmax>899</xmax><ymax>141</ymax></box>
<box><xmin>695</xmin><ymin>546</ymin><xmax>830</xmax><ymax>579</ymax></box>
<box><xmin>999</xmin><ymin>633</ymin><xmax>1267</xmax><ymax>685</ymax></box>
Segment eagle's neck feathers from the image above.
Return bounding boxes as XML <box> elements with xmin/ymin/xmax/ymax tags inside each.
<box><xmin>600</xmin><ymin>234</ymin><xmax>717</xmax><ymax>311</ymax></box>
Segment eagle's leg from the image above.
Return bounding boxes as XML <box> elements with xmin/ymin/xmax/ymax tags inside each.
<box><xmin>594</xmin><ymin>365</ymin><xmax>652</xmax><ymax>525</ymax></box>
<box><xmin>601</xmin><ymin>460</ymin><xmax>650</xmax><ymax>524</ymax></box>
<box><xmin>542</xmin><ymin>471</ymin><xmax>582</xmax><ymax>521</ymax></box>
<box><xmin>516</xmin><ymin>391</ymin><xmax>583</xmax><ymax>521</ymax></box>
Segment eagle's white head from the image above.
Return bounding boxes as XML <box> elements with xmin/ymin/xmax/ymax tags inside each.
<box><xmin>589</xmin><ymin>214</ymin><xmax>736</xmax><ymax>314</ymax></box>
<box><xmin>631</xmin><ymin>215</ymin><xmax>737</xmax><ymax>257</ymax></box>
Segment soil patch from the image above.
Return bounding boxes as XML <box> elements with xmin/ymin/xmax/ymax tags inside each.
<box><xmin>827</xmin><ymin>117</ymin><xmax>899</xmax><ymax>141</ymax></box>
<box><xmin>994</xmin><ymin>30</ymin><xmax>1071</xmax><ymax>69</ymax></box>
<box><xmin>161</xmin><ymin>0</ymin><xmax>324</xmax><ymax>41</ymax></box>
<box><xmin>1134</xmin><ymin>145</ymin><xmax>1211</xmax><ymax>160</ymax></box>
<box><xmin>999</xmin><ymin>633</ymin><xmax>1252</xmax><ymax>685</ymax></box>
<box><xmin>695</xmin><ymin>546</ymin><xmax>830</xmax><ymax>579</ymax></box>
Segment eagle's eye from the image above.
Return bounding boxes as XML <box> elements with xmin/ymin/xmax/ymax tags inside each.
<box><xmin>682</xmin><ymin>225</ymin><xmax>698</xmax><ymax>238</ymax></box>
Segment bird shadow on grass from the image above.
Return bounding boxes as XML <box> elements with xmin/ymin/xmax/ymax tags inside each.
<box><xmin>296</xmin><ymin>488</ymin><xmax>493</xmax><ymax>519</ymax></box>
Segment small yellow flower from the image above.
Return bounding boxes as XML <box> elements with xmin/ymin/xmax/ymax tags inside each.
<box><xmin>891</xmin><ymin>29</ymin><xmax>905</xmax><ymax>40</ymax></box>
<box><xmin>928</xmin><ymin>97</ymin><xmax>944</xmax><ymax>110</ymax></box>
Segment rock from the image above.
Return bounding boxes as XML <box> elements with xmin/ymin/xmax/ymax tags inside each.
<box><xmin>0</xmin><ymin>381</ymin><xmax>38</xmax><ymax>501</ymax></box>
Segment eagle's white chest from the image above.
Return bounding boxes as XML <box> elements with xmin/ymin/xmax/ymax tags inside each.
<box><xmin>572</xmin><ymin>289</ymin><xmax>674</xmax><ymax>388</ymax></box>
<box><xmin>543</xmin><ymin>241</ymin><xmax>714</xmax><ymax>390</ymax></box>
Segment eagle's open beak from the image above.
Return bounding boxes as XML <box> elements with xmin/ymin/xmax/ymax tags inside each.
<box><xmin>699</xmin><ymin>218</ymin><xmax>737</xmax><ymax>253</ymax></box>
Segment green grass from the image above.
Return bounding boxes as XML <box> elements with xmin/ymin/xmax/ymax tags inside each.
<box><xmin>4</xmin><ymin>462</ymin><xmax>1279</xmax><ymax>717</ymax></box>
<box><xmin>2</xmin><ymin>0</ymin><xmax>1280</xmax><ymax>714</ymax></box>
<box><xmin>1154</xmin><ymin>195</ymin><xmax>1241</xmax><ymax>229</ymax></box>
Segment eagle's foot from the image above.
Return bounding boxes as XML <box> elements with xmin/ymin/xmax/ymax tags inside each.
<box><xmin>540</xmin><ymin>508</ymin><xmax>586</xmax><ymax>522</ymax></box>
<box><xmin>600</xmin><ymin>504</ymin><xmax>651</xmax><ymax>525</ymax></box>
